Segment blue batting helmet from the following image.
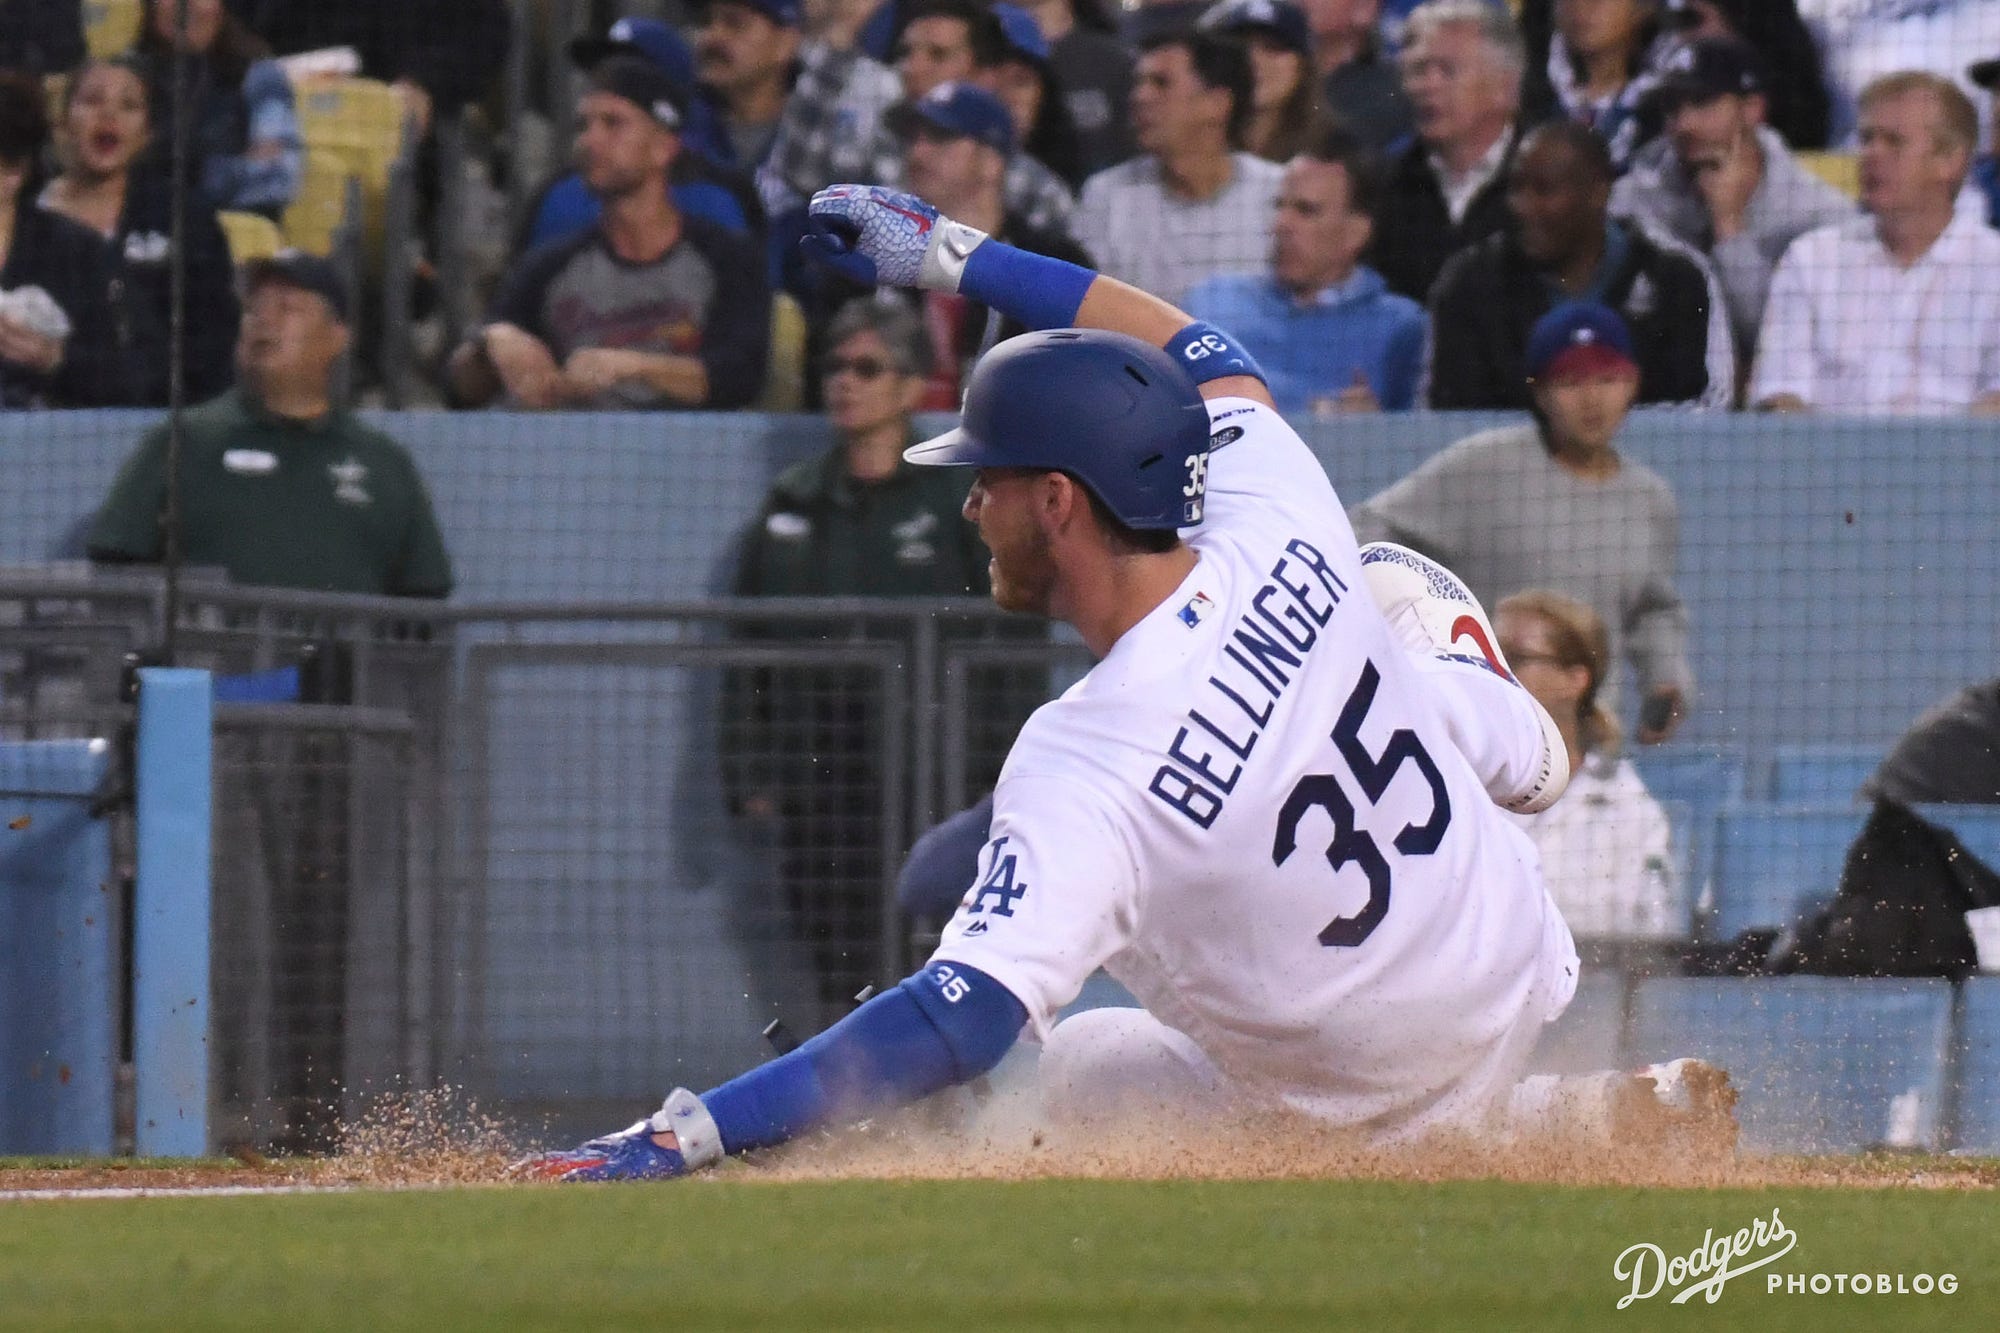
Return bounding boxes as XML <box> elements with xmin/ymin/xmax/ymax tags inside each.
<box><xmin>904</xmin><ymin>330</ymin><xmax>1212</xmax><ymax>531</ymax></box>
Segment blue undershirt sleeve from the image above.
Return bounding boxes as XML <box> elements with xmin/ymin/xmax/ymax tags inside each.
<box><xmin>699</xmin><ymin>961</ymin><xmax>1027</xmax><ymax>1155</ymax></box>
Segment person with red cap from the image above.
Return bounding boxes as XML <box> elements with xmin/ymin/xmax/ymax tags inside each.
<box><xmin>1353</xmin><ymin>299</ymin><xmax>1692</xmax><ymax>743</ymax></box>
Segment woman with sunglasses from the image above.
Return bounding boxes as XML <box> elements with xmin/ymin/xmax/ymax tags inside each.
<box><xmin>722</xmin><ymin>299</ymin><xmax>1019</xmax><ymax>1011</ymax></box>
<box><xmin>1496</xmin><ymin>588</ymin><xmax>1681</xmax><ymax>943</ymax></box>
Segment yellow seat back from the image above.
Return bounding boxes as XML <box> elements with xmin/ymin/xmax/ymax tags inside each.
<box><xmin>281</xmin><ymin>150</ymin><xmax>356</xmax><ymax>257</ymax></box>
<box><xmin>757</xmin><ymin>293</ymin><xmax>808</xmax><ymax>412</ymax></box>
<box><xmin>84</xmin><ymin>0</ymin><xmax>144</xmax><ymax>59</ymax></box>
<box><xmin>215</xmin><ymin>210</ymin><xmax>286</xmax><ymax>265</ymax></box>
<box><xmin>1799</xmin><ymin>151</ymin><xmax>1860</xmax><ymax>200</ymax></box>
<box><xmin>294</xmin><ymin>77</ymin><xmax>410</xmax><ymax>262</ymax></box>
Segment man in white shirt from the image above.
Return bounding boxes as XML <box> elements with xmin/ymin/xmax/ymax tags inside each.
<box><xmin>1073</xmin><ymin>28</ymin><xmax>1284</xmax><ymax>304</ymax></box>
<box><xmin>1752</xmin><ymin>71</ymin><xmax>2000</xmax><ymax>417</ymax></box>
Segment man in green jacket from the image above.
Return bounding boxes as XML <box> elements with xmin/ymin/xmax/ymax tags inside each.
<box><xmin>88</xmin><ymin>250</ymin><xmax>453</xmax><ymax>598</ymax></box>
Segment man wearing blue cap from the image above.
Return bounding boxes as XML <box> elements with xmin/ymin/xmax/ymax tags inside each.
<box><xmin>519</xmin><ymin>17</ymin><xmax>759</xmax><ymax>250</ymax></box>
<box><xmin>1354</xmin><ymin>300</ymin><xmax>1691</xmax><ymax>741</ymax></box>
<box><xmin>870</xmin><ymin>80</ymin><xmax>1092</xmax><ymax>405</ymax></box>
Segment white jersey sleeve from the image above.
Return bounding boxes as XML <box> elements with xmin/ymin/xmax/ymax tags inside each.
<box><xmin>1195</xmin><ymin>396</ymin><xmax>1346</xmax><ymax>537</ymax></box>
<box><xmin>929</xmin><ymin>772</ymin><xmax>1140</xmax><ymax>1038</ymax></box>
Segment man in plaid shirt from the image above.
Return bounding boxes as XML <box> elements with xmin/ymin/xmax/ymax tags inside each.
<box><xmin>764</xmin><ymin>0</ymin><xmax>1074</xmax><ymax>231</ymax></box>
<box><xmin>757</xmin><ymin>15</ymin><xmax>904</xmax><ymax>216</ymax></box>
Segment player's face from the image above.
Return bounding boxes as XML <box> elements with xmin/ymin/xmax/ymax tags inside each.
<box><xmin>1271</xmin><ymin>156</ymin><xmax>1372</xmax><ymax>295</ymax></box>
<box><xmin>897</xmin><ymin>17</ymin><xmax>978</xmax><ymax>100</ymax></box>
<box><xmin>1400</xmin><ymin>21</ymin><xmax>1514</xmax><ymax>151</ymax></box>
<box><xmin>1858</xmin><ymin>89</ymin><xmax>1968</xmax><ymax>217</ymax></box>
<box><xmin>1496</xmin><ymin>608</ymin><xmax>1589</xmax><ymax>722</ymax></box>
<box><xmin>1667</xmin><ymin>93</ymin><xmax>1757</xmax><ymax>171</ymax></box>
<box><xmin>1533</xmin><ymin>367</ymin><xmax>1638</xmax><ymax>455</ymax></box>
<box><xmin>824</xmin><ymin>330</ymin><xmax>921</xmax><ymax>438</ymax></box>
<box><xmin>964</xmin><ymin>468</ymin><xmax>1058</xmax><ymax>615</ymax></box>
<box><xmin>1507</xmin><ymin>135</ymin><xmax>1607</xmax><ymax>267</ymax></box>
<box><xmin>574</xmin><ymin>93</ymin><xmax>678</xmax><ymax>198</ymax></box>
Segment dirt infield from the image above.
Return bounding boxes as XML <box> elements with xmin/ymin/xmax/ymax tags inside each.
<box><xmin>5</xmin><ymin>1099</ymin><xmax>1996</xmax><ymax>1197</ymax></box>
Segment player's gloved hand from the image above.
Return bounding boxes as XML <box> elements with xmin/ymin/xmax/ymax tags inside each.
<box><xmin>801</xmin><ymin>184</ymin><xmax>989</xmax><ymax>293</ymax></box>
<box><xmin>509</xmin><ymin>1087</ymin><xmax>723</xmax><ymax>1182</ymax></box>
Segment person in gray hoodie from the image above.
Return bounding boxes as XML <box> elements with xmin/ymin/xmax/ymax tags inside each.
<box><xmin>1610</xmin><ymin>35</ymin><xmax>1850</xmax><ymax>384</ymax></box>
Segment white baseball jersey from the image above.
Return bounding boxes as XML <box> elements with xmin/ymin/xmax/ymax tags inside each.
<box><xmin>932</xmin><ymin>395</ymin><xmax>1578</xmax><ymax>1138</ymax></box>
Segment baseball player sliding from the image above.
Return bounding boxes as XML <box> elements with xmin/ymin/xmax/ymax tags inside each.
<box><xmin>516</xmin><ymin>184</ymin><xmax>1729</xmax><ymax>1181</ymax></box>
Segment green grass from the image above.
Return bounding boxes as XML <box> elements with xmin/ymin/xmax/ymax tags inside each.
<box><xmin>0</xmin><ymin>1178</ymin><xmax>1993</xmax><ymax>1331</ymax></box>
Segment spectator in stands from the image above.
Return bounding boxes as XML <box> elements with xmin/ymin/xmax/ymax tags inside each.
<box><xmin>1370</xmin><ymin>0</ymin><xmax>1532</xmax><ymax>303</ymax></box>
<box><xmin>1352</xmin><ymin>302</ymin><xmax>1693</xmax><ymax>736</ymax></box>
<box><xmin>698</xmin><ymin>0</ymin><xmax>809</xmax><ymax>175</ymax></box>
<box><xmin>834</xmin><ymin>1</ymin><xmax>1078</xmax><ymax>233</ymax></box>
<box><xmin>225</xmin><ymin>0</ymin><xmax>509</xmax><ymax>134</ymax></box>
<box><xmin>1427</xmin><ymin>119</ymin><xmax>1732</xmax><ymax>409</ymax></box>
<box><xmin>1973</xmin><ymin>57</ymin><xmax>2000</xmax><ymax>229</ymax></box>
<box><xmin>1025</xmin><ymin>0</ymin><xmax>1137</xmax><ymax>178</ymax></box>
<box><xmin>987</xmin><ymin>4</ymin><xmax>1086</xmax><ymax>190</ymax></box>
<box><xmin>40</xmin><ymin>57</ymin><xmax>241</xmax><ymax>407</ymax></box>
<box><xmin>755</xmin><ymin>0</ymin><xmax>906</xmax><ymax>220</ymax></box>
<box><xmin>868</xmin><ymin>80</ymin><xmax>1092</xmax><ymax>407</ymax></box>
<box><xmin>1611</xmin><ymin>36</ymin><xmax>1850</xmax><ymax>381</ymax></box>
<box><xmin>1791</xmin><ymin>0</ymin><xmax>1995</xmax><ymax>148</ymax></box>
<box><xmin>1497</xmin><ymin>589</ymin><xmax>1679</xmax><ymax>940</ymax></box>
<box><xmin>720</xmin><ymin>298</ymin><xmax>996</xmax><ymax>1006</ymax></box>
<box><xmin>1303</xmin><ymin>0</ymin><xmax>1413</xmax><ymax>152</ymax></box>
<box><xmin>1201</xmin><ymin>0</ymin><xmax>1325</xmax><ymax>164</ymax></box>
<box><xmin>1186</xmin><ymin>123</ymin><xmax>1427</xmax><ymax>413</ymax></box>
<box><xmin>522</xmin><ymin>20</ymin><xmax>760</xmax><ymax>249</ymax></box>
<box><xmin>0</xmin><ymin>0</ymin><xmax>82</xmax><ymax>77</ymax></box>
<box><xmin>135</xmin><ymin>0</ymin><xmax>301</xmax><ymax>218</ymax></box>
<box><xmin>1782</xmin><ymin>678</ymin><xmax>2000</xmax><ymax>978</ymax></box>
<box><xmin>0</xmin><ymin>73</ymin><xmax>129</xmax><ymax>408</ymax></box>
<box><xmin>446</xmin><ymin>58</ymin><xmax>769</xmax><ymax>411</ymax></box>
<box><xmin>1752</xmin><ymin>73</ymin><xmax>2000</xmax><ymax>417</ymax></box>
<box><xmin>1658</xmin><ymin>0</ymin><xmax>1829</xmax><ymax>150</ymax></box>
<box><xmin>1074</xmin><ymin>29</ymin><xmax>1282</xmax><ymax>304</ymax></box>
<box><xmin>88</xmin><ymin>250</ymin><xmax>452</xmax><ymax>597</ymax></box>
<box><xmin>804</xmin><ymin>0</ymin><xmax>881</xmax><ymax>51</ymax></box>
<box><xmin>1543</xmin><ymin>0</ymin><xmax>1679</xmax><ymax>171</ymax></box>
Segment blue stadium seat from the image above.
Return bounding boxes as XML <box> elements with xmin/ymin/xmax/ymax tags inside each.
<box><xmin>1627</xmin><ymin>977</ymin><xmax>1952</xmax><ymax>1153</ymax></box>
<box><xmin>1952</xmin><ymin>977</ymin><xmax>2000</xmax><ymax>1154</ymax></box>
<box><xmin>1770</xmin><ymin>744</ymin><xmax>1880</xmax><ymax>805</ymax></box>
<box><xmin>1631</xmin><ymin>746</ymin><xmax>1749</xmax><ymax>919</ymax></box>
<box><xmin>1527</xmin><ymin>971</ymin><xmax>1625</xmax><ymax>1076</ymax></box>
<box><xmin>1709</xmin><ymin>806</ymin><xmax>1868</xmax><ymax>938</ymax></box>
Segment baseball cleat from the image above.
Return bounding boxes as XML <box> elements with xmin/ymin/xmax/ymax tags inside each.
<box><xmin>1358</xmin><ymin>542</ymin><xmax>1569</xmax><ymax>813</ymax></box>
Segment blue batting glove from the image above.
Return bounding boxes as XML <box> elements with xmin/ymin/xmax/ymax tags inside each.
<box><xmin>802</xmin><ymin>184</ymin><xmax>987</xmax><ymax>291</ymax></box>
<box><xmin>509</xmin><ymin>1088</ymin><xmax>723</xmax><ymax>1183</ymax></box>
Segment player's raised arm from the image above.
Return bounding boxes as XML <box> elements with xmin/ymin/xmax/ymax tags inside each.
<box><xmin>800</xmin><ymin>185</ymin><xmax>1275</xmax><ymax>409</ymax></box>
